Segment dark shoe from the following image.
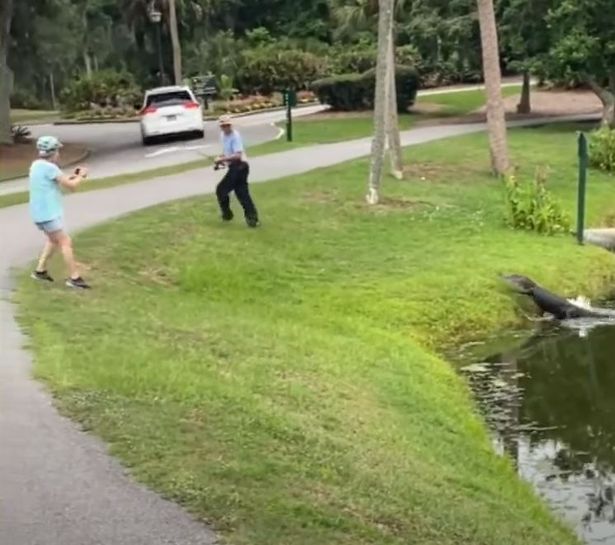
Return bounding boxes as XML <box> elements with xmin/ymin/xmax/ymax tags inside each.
<box><xmin>31</xmin><ymin>270</ymin><xmax>54</xmax><ymax>282</ymax></box>
<box><xmin>246</xmin><ymin>217</ymin><xmax>260</xmax><ymax>228</ymax></box>
<box><xmin>66</xmin><ymin>277</ymin><xmax>91</xmax><ymax>290</ymax></box>
<box><xmin>221</xmin><ymin>210</ymin><xmax>234</xmax><ymax>222</ymax></box>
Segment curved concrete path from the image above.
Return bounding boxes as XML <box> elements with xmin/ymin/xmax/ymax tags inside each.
<box><xmin>0</xmin><ymin>113</ymin><xmax>598</xmax><ymax>544</ymax></box>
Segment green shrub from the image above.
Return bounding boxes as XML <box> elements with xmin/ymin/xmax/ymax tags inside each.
<box><xmin>329</xmin><ymin>43</ymin><xmax>378</xmax><ymax>74</ymax></box>
<box><xmin>504</xmin><ymin>169</ymin><xmax>571</xmax><ymax>235</ymax></box>
<box><xmin>60</xmin><ymin>70</ymin><xmax>142</xmax><ymax>113</ymax></box>
<box><xmin>329</xmin><ymin>43</ymin><xmax>422</xmax><ymax>76</ymax></box>
<box><xmin>589</xmin><ymin>126</ymin><xmax>615</xmax><ymax>172</ymax></box>
<box><xmin>10</xmin><ymin>88</ymin><xmax>46</xmax><ymax>110</ymax></box>
<box><xmin>236</xmin><ymin>47</ymin><xmax>328</xmax><ymax>95</ymax></box>
<box><xmin>310</xmin><ymin>73</ymin><xmax>369</xmax><ymax>111</ymax></box>
<box><xmin>311</xmin><ymin>65</ymin><xmax>419</xmax><ymax>112</ymax></box>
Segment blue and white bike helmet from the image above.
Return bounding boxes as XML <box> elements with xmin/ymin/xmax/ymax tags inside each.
<box><xmin>36</xmin><ymin>135</ymin><xmax>63</xmax><ymax>155</ymax></box>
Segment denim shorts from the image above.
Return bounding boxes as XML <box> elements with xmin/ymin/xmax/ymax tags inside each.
<box><xmin>35</xmin><ymin>217</ymin><xmax>64</xmax><ymax>234</ymax></box>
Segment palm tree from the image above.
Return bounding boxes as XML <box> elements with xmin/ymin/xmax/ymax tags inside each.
<box><xmin>122</xmin><ymin>0</ymin><xmax>183</xmax><ymax>84</ymax></box>
<box><xmin>0</xmin><ymin>0</ymin><xmax>13</xmax><ymax>145</ymax></box>
<box><xmin>476</xmin><ymin>0</ymin><xmax>510</xmax><ymax>175</ymax></box>
<box><xmin>386</xmin><ymin>23</ymin><xmax>402</xmax><ymax>179</ymax></box>
<box><xmin>167</xmin><ymin>0</ymin><xmax>182</xmax><ymax>84</ymax></box>
<box><xmin>329</xmin><ymin>0</ymin><xmax>407</xmax><ymax>40</ymax></box>
<box><xmin>367</xmin><ymin>0</ymin><xmax>395</xmax><ymax>204</ymax></box>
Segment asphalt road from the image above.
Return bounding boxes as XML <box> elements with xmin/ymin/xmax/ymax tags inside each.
<box><xmin>0</xmin><ymin>80</ymin><xmax>531</xmax><ymax>197</ymax></box>
<box><xmin>37</xmin><ymin>105</ymin><xmax>325</xmax><ymax>173</ymax></box>
<box><xmin>0</xmin><ymin>105</ymin><xmax>327</xmax><ymax>196</ymax></box>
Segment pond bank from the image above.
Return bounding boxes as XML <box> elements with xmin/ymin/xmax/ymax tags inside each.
<box><xmin>14</xmin><ymin>126</ymin><xmax>615</xmax><ymax>545</ymax></box>
<box><xmin>457</xmin><ymin>316</ymin><xmax>615</xmax><ymax>544</ymax></box>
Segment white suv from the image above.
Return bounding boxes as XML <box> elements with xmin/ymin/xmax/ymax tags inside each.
<box><xmin>140</xmin><ymin>85</ymin><xmax>205</xmax><ymax>145</ymax></box>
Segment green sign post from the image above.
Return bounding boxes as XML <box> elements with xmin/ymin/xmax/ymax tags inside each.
<box><xmin>577</xmin><ymin>132</ymin><xmax>588</xmax><ymax>245</ymax></box>
<box><xmin>283</xmin><ymin>89</ymin><xmax>297</xmax><ymax>142</ymax></box>
<box><xmin>191</xmin><ymin>74</ymin><xmax>217</xmax><ymax>109</ymax></box>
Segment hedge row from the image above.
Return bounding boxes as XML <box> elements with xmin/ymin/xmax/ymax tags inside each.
<box><xmin>311</xmin><ymin>65</ymin><xmax>419</xmax><ymax>113</ymax></box>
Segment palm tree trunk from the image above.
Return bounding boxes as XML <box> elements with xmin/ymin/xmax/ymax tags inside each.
<box><xmin>167</xmin><ymin>0</ymin><xmax>182</xmax><ymax>85</ymax></box>
<box><xmin>386</xmin><ymin>24</ymin><xmax>403</xmax><ymax>180</ymax></box>
<box><xmin>0</xmin><ymin>0</ymin><xmax>13</xmax><ymax>145</ymax></box>
<box><xmin>516</xmin><ymin>70</ymin><xmax>531</xmax><ymax>114</ymax></box>
<box><xmin>367</xmin><ymin>0</ymin><xmax>395</xmax><ymax>204</ymax></box>
<box><xmin>476</xmin><ymin>0</ymin><xmax>509</xmax><ymax>175</ymax></box>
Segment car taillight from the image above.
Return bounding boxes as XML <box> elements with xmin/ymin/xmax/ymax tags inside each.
<box><xmin>183</xmin><ymin>101</ymin><xmax>200</xmax><ymax>109</ymax></box>
<box><xmin>141</xmin><ymin>106</ymin><xmax>157</xmax><ymax>115</ymax></box>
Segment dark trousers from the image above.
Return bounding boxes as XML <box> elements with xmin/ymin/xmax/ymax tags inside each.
<box><xmin>215</xmin><ymin>161</ymin><xmax>258</xmax><ymax>220</ymax></box>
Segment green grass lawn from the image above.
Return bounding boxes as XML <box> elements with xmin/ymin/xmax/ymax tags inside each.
<box><xmin>10</xmin><ymin>108</ymin><xmax>60</xmax><ymax>124</ymax></box>
<box><xmin>250</xmin><ymin>85</ymin><xmax>524</xmax><ymax>155</ymax></box>
<box><xmin>16</xmin><ymin>125</ymin><xmax>615</xmax><ymax>545</ymax></box>
<box><xmin>250</xmin><ymin>112</ymin><xmax>418</xmax><ymax>155</ymax></box>
<box><xmin>417</xmin><ymin>84</ymin><xmax>523</xmax><ymax>116</ymax></box>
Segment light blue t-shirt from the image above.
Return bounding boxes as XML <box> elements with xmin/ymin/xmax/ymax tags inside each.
<box><xmin>222</xmin><ymin>130</ymin><xmax>246</xmax><ymax>160</ymax></box>
<box><xmin>29</xmin><ymin>159</ymin><xmax>63</xmax><ymax>223</ymax></box>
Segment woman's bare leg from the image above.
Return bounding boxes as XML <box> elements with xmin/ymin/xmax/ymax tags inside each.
<box><xmin>48</xmin><ymin>231</ymin><xmax>79</xmax><ymax>279</ymax></box>
<box><xmin>36</xmin><ymin>239</ymin><xmax>56</xmax><ymax>272</ymax></box>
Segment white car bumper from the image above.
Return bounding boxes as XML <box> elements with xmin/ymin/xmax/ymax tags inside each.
<box><xmin>141</xmin><ymin>111</ymin><xmax>203</xmax><ymax>137</ymax></box>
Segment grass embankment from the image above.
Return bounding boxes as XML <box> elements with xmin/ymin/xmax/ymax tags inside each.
<box><xmin>10</xmin><ymin>108</ymin><xmax>60</xmax><ymax>124</ymax></box>
<box><xmin>236</xmin><ymin>85</ymin><xmax>525</xmax><ymax>156</ymax></box>
<box><xmin>16</xmin><ymin>125</ymin><xmax>615</xmax><ymax>544</ymax></box>
<box><xmin>416</xmin><ymin>84</ymin><xmax>523</xmax><ymax>116</ymax></box>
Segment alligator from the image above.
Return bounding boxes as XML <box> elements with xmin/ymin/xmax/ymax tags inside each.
<box><xmin>500</xmin><ymin>274</ymin><xmax>615</xmax><ymax>321</ymax></box>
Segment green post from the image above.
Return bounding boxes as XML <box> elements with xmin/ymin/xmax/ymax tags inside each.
<box><xmin>284</xmin><ymin>89</ymin><xmax>295</xmax><ymax>142</ymax></box>
<box><xmin>577</xmin><ymin>132</ymin><xmax>588</xmax><ymax>245</ymax></box>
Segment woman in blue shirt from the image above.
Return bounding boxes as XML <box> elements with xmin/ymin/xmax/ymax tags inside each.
<box><xmin>29</xmin><ymin>136</ymin><xmax>90</xmax><ymax>289</ymax></box>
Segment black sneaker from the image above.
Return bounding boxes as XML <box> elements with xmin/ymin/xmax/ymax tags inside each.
<box><xmin>31</xmin><ymin>270</ymin><xmax>54</xmax><ymax>282</ymax></box>
<box><xmin>66</xmin><ymin>277</ymin><xmax>91</xmax><ymax>290</ymax></box>
<box><xmin>221</xmin><ymin>210</ymin><xmax>234</xmax><ymax>222</ymax></box>
<box><xmin>246</xmin><ymin>217</ymin><xmax>260</xmax><ymax>228</ymax></box>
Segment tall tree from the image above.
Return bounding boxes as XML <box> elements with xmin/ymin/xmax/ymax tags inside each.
<box><xmin>498</xmin><ymin>0</ymin><xmax>552</xmax><ymax>114</ymax></box>
<box><xmin>168</xmin><ymin>0</ymin><xmax>182</xmax><ymax>84</ymax></box>
<box><xmin>0</xmin><ymin>0</ymin><xmax>13</xmax><ymax>144</ymax></box>
<box><xmin>476</xmin><ymin>0</ymin><xmax>509</xmax><ymax>175</ymax></box>
<box><xmin>367</xmin><ymin>0</ymin><xmax>395</xmax><ymax>204</ymax></box>
<box><xmin>386</xmin><ymin>24</ymin><xmax>403</xmax><ymax>179</ymax></box>
<box><xmin>545</xmin><ymin>0</ymin><xmax>615</xmax><ymax>127</ymax></box>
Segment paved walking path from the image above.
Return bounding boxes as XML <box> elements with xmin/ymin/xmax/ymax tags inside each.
<box><xmin>0</xmin><ymin>113</ymin><xmax>598</xmax><ymax>545</ymax></box>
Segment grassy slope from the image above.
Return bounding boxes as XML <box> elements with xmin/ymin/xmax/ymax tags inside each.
<box><xmin>15</xmin><ymin>125</ymin><xmax>615</xmax><ymax>545</ymax></box>
<box><xmin>416</xmin><ymin>85</ymin><xmax>523</xmax><ymax>115</ymax></box>
<box><xmin>10</xmin><ymin>109</ymin><xmax>60</xmax><ymax>124</ymax></box>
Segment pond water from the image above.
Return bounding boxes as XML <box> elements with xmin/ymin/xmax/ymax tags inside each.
<box><xmin>458</xmin><ymin>321</ymin><xmax>615</xmax><ymax>544</ymax></box>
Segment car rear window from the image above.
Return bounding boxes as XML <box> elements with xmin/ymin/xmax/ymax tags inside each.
<box><xmin>146</xmin><ymin>91</ymin><xmax>192</xmax><ymax>107</ymax></box>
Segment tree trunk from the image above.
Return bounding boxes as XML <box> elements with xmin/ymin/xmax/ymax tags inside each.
<box><xmin>168</xmin><ymin>0</ymin><xmax>182</xmax><ymax>85</ymax></box>
<box><xmin>367</xmin><ymin>0</ymin><xmax>395</xmax><ymax>205</ymax></box>
<box><xmin>385</xmin><ymin>24</ymin><xmax>403</xmax><ymax>180</ymax></box>
<box><xmin>476</xmin><ymin>0</ymin><xmax>510</xmax><ymax>175</ymax></box>
<box><xmin>516</xmin><ymin>70</ymin><xmax>531</xmax><ymax>114</ymax></box>
<box><xmin>49</xmin><ymin>72</ymin><xmax>57</xmax><ymax>111</ymax></box>
<box><xmin>83</xmin><ymin>51</ymin><xmax>93</xmax><ymax>78</ymax></box>
<box><xmin>0</xmin><ymin>0</ymin><xmax>14</xmax><ymax>145</ymax></box>
<box><xmin>587</xmin><ymin>77</ymin><xmax>615</xmax><ymax>128</ymax></box>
